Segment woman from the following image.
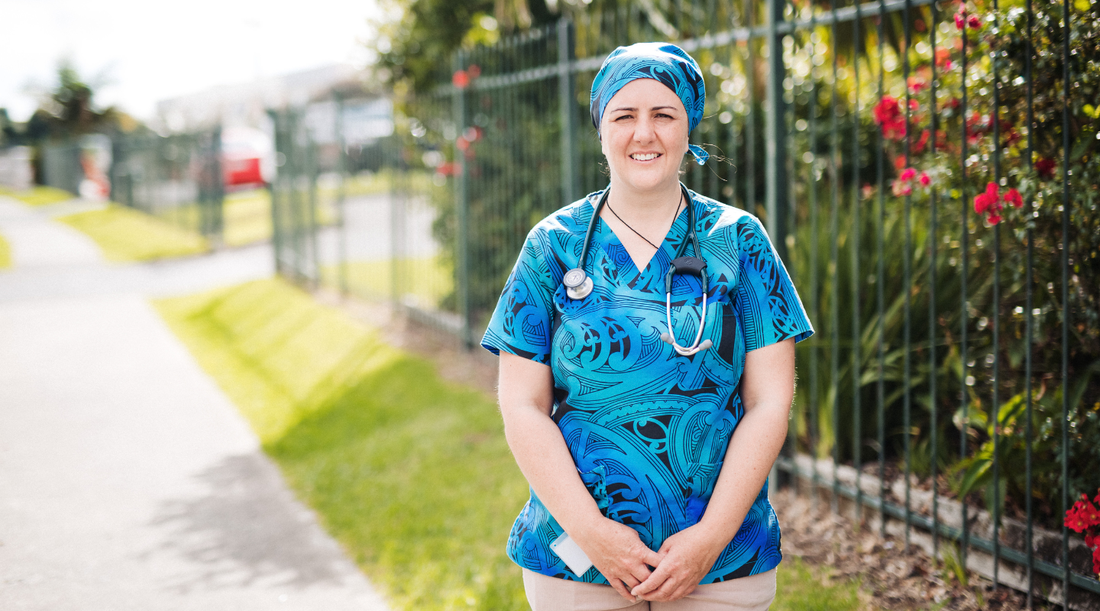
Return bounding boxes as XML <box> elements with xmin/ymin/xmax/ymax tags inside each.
<box><xmin>481</xmin><ymin>42</ymin><xmax>813</xmax><ymax>610</ymax></box>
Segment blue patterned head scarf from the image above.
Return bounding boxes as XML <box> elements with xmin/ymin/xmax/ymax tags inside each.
<box><xmin>590</xmin><ymin>42</ymin><xmax>709</xmax><ymax>165</ymax></box>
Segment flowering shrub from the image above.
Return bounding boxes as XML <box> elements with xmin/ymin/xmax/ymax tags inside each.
<box><xmin>1065</xmin><ymin>490</ymin><xmax>1100</xmax><ymax>576</ymax></box>
<box><xmin>855</xmin><ymin>0</ymin><xmax>1100</xmax><ymax>530</ymax></box>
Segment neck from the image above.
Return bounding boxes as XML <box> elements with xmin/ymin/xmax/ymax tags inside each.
<box><xmin>606</xmin><ymin>178</ymin><xmax>683</xmax><ymax>220</ymax></box>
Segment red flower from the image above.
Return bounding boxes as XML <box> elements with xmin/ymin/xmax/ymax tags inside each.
<box><xmin>955</xmin><ymin>10</ymin><xmax>966</xmax><ymax>29</ymax></box>
<box><xmin>1084</xmin><ymin>501</ymin><xmax>1100</xmax><ymax>527</ymax></box>
<box><xmin>912</xmin><ymin>129</ymin><xmax>931</xmax><ymax>154</ymax></box>
<box><xmin>974</xmin><ymin>182</ymin><xmax>1002</xmax><ymax>217</ymax></box>
<box><xmin>1035</xmin><ymin>157</ymin><xmax>1057</xmax><ymax>178</ymax></box>
<box><xmin>919</xmin><ymin>172</ymin><xmax>932</xmax><ymax>187</ymax></box>
<box><xmin>884</xmin><ymin>119</ymin><xmax>907</xmax><ymax>140</ymax></box>
<box><xmin>874</xmin><ymin>96</ymin><xmax>901</xmax><ymax>124</ymax></box>
<box><xmin>900</xmin><ymin>167</ymin><xmax>917</xmax><ymax>182</ymax></box>
<box><xmin>968</xmin><ymin>14</ymin><xmax>982</xmax><ymax>29</ymax></box>
<box><xmin>452</xmin><ymin>70</ymin><xmax>470</xmax><ymax>89</ymax></box>
<box><xmin>892</xmin><ymin>180</ymin><xmax>913</xmax><ymax>196</ymax></box>
<box><xmin>1067</xmin><ymin>503</ymin><xmax>1091</xmax><ymax>532</ymax></box>
<box><xmin>908</xmin><ymin>76</ymin><xmax>927</xmax><ymax>93</ymax></box>
<box><xmin>1093</xmin><ymin>547</ymin><xmax>1100</xmax><ymax>576</ymax></box>
<box><xmin>894</xmin><ymin>155</ymin><xmax>907</xmax><ymax>171</ymax></box>
<box><xmin>1004</xmin><ymin>188</ymin><xmax>1023</xmax><ymax>208</ymax></box>
<box><xmin>1087</xmin><ymin>533</ymin><xmax>1098</xmax><ymax>548</ymax></box>
<box><xmin>935</xmin><ymin>48</ymin><xmax>953</xmax><ymax>71</ymax></box>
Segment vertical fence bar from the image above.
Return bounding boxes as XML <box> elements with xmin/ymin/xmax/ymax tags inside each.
<box><xmin>959</xmin><ymin>5</ymin><xmax>972</xmax><ymax>569</ymax></box>
<box><xmin>454</xmin><ymin>50</ymin><xmax>473</xmax><ymax>349</ymax></box>
<box><xmin>334</xmin><ymin>93</ymin><xmax>349</xmax><ymax>296</ymax></box>
<box><xmin>807</xmin><ymin>10</ymin><xmax>821</xmax><ymax>510</ymax></box>
<box><xmin>991</xmin><ymin>0</ymin><xmax>1004</xmax><ymax>588</ymax></box>
<box><xmin>766</xmin><ymin>0</ymin><xmax>789</xmax><ymax>259</ymax></box>
<box><xmin>902</xmin><ymin>0</ymin><xmax>914</xmax><ymax>550</ymax></box>
<box><xmin>744</xmin><ymin>0</ymin><xmax>757</xmax><ymax>214</ymax></box>
<box><xmin>1024</xmin><ymin>0</ymin><xmax>1035</xmax><ymax>603</ymax></box>
<box><xmin>558</xmin><ymin>19</ymin><xmax>578</xmax><ymax>205</ymax></box>
<box><xmin>828</xmin><ymin>4</ymin><xmax>841</xmax><ymax>515</ymax></box>
<box><xmin>876</xmin><ymin>0</ymin><xmax>887</xmax><ymax>540</ymax></box>
<box><xmin>928</xmin><ymin>2</ymin><xmax>940</xmax><ymax>559</ymax></box>
<box><xmin>1060</xmin><ymin>0</ymin><xmax>1072</xmax><ymax>604</ymax></box>
<box><xmin>850</xmin><ymin>0</ymin><xmax>863</xmax><ymax>523</ymax></box>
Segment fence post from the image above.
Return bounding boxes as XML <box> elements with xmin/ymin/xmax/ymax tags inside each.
<box><xmin>557</xmin><ymin>19</ymin><xmax>578</xmax><ymax>205</ymax></box>
<box><xmin>453</xmin><ymin>50</ymin><xmax>473</xmax><ymax>349</ymax></box>
<box><xmin>334</xmin><ymin>92</ymin><xmax>349</xmax><ymax>296</ymax></box>
<box><xmin>765</xmin><ymin>0</ymin><xmax>789</xmax><ymax>262</ymax></box>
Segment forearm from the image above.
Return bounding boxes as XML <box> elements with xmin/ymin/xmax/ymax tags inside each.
<box><xmin>694</xmin><ymin>399</ymin><xmax>790</xmax><ymax>544</ymax></box>
<box><xmin>502</xmin><ymin>405</ymin><xmax>606</xmax><ymax>537</ymax></box>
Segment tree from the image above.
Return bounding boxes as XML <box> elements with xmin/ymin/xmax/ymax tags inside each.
<box><xmin>31</xmin><ymin>60</ymin><xmax>121</xmax><ymax>140</ymax></box>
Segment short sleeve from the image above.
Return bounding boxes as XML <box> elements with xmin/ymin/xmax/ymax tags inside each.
<box><xmin>734</xmin><ymin>216</ymin><xmax>814</xmax><ymax>352</ymax></box>
<box><xmin>480</xmin><ymin>229</ymin><xmax>557</xmax><ymax>365</ymax></box>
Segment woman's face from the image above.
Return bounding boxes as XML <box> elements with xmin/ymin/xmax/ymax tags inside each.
<box><xmin>599</xmin><ymin>78</ymin><xmax>690</xmax><ymax>196</ymax></box>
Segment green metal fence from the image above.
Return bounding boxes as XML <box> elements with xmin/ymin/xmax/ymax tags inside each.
<box><xmin>110</xmin><ymin>128</ymin><xmax>226</xmax><ymax>241</ymax></box>
<box><xmin>272</xmin><ymin>1</ymin><xmax>1100</xmax><ymax>606</ymax></box>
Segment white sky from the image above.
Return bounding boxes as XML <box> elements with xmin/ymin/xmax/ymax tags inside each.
<box><xmin>0</xmin><ymin>0</ymin><xmax>383</xmax><ymax>123</ymax></box>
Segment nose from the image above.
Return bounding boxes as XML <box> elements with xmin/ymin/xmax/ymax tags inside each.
<box><xmin>633</xmin><ymin>115</ymin><xmax>656</xmax><ymax>142</ymax></box>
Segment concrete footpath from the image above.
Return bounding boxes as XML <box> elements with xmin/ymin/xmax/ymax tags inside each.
<box><xmin>0</xmin><ymin>196</ymin><xmax>391</xmax><ymax>611</ymax></box>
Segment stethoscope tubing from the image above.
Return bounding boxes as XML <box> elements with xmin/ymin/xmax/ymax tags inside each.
<box><xmin>565</xmin><ymin>183</ymin><xmax>712</xmax><ymax>355</ymax></box>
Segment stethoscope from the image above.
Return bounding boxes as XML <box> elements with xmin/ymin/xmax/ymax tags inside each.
<box><xmin>562</xmin><ymin>184</ymin><xmax>713</xmax><ymax>356</ymax></box>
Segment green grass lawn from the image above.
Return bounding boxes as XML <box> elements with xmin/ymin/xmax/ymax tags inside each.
<box><xmin>155</xmin><ymin>277</ymin><xmax>867</xmax><ymax>611</ymax></box>
<box><xmin>223</xmin><ymin>190</ymin><xmax>273</xmax><ymax>246</ymax></box>
<box><xmin>58</xmin><ymin>204</ymin><xmax>208</xmax><ymax>262</ymax></box>
<box><xmin>323</xmin><ymin>257</ymin><xmax>453</xmax><ymax>308</ymax></box>
<box><xmin>0</xmin><ymin>233</ymin><xmax>11</xmax><ymax>269</ymax></box>
<box><xmin>773</xmin><ymin>558</ymin><xmax>863</xmax><ymax>611</ymax></box>
<box><xmin>0</xmin><ymin>185</ymin><xmax>77</xmax><ymax>206</ymax></box>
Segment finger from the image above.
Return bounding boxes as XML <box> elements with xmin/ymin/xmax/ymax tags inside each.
<box><xmin>640</xmin><ymin>547</ymin><xmax>664</xmax><ymax>568</ymax></box>
<box><xmin>631</xmin><ymin>564</ymin><xmax>670</xmax><ymax>597</ymax></box>
<box><xmin>607</xmin><ymin>577</ymin><xmax>635</xmax><ymax>602</ymax></box>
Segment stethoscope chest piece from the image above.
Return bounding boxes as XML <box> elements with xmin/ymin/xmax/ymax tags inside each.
<box><xmin>563</xmin><ymin>268</ymin><xmax>594</xmax><ymax>300</ymax></box>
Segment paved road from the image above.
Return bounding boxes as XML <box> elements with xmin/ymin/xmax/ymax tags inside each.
<box><xmin>0</xmin><ymin>196</ymin><xmax>392</xmax><ymax>611</ymax></box>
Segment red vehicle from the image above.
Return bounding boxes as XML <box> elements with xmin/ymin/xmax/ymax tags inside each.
<box><xmin>220</xmin><ymin>127</ymin><xmax>274</xmax><ymax>189</ymax></box>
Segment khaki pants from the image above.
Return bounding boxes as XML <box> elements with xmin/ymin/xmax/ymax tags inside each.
<box><xmin>522</xmin><ymin>568</ymin><xmax>777</xmax><ymax>611</ymax></box>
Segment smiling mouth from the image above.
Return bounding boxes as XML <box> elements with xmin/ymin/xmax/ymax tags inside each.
<box><xmin>630</xmin><ymin>153</ymin><xmax>661</xmax><ymax>161</ymax></box>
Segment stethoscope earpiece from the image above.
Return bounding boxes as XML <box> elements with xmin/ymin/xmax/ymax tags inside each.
<box><xmin>563</xmin><ymin>268</ymin><xmax>594</xmax><ymax>300</ymax></box>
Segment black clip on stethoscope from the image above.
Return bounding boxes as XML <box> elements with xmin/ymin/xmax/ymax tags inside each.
<box><xmin>562</xmin><ymin>184</ymin><xmax>713</xmax><ymax>356</ymax></box>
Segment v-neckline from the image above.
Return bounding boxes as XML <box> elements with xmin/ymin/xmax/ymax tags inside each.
<box><xmin>597</xmin><ymin>203</ymin><xmax>688</xmax><ymax>277</ymax></box>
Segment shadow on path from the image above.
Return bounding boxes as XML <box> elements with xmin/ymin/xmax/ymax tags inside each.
<box><xmin>147</xmin><ymin>451</ymin><xmax>358</xmax><ymax>594</ymax></box>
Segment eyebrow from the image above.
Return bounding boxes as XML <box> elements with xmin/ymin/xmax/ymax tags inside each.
<box><xmin>608</xmin><ymin>105</ymin><xmax>680</xmax><ymax>113</ymax></box>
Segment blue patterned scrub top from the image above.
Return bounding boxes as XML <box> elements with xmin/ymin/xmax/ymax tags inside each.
<box><xmin>481</xmin><ymin>185</ymin><xmax>814</xmax><ymax>584</ymax></box>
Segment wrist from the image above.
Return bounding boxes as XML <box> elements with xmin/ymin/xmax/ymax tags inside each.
<box><xmin>695</xmin><ymin>515</ymin><xmax>740</xmax><ymax>549</ymax></box>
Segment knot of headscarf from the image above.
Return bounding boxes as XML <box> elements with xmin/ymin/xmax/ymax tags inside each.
<box><xmin>590</xmin><ymin>42</ymin><xmax>709</xmax><ymax>165</ymax></box>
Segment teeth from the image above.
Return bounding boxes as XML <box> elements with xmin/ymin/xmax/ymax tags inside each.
<box><xmin>631</xmin><ymin>153</ymin><xmax>660</xmax><ymax>161</ymax></box>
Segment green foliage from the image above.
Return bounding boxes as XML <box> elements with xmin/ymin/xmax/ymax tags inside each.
<box><xmin>955</xmin><ymin>361</ymin><xmax>1100</xmax><ymax>519</ymax></box>
<box><xmin>57</xmin><ymin>204</ymin><xmax>209</xmax><ymax>261</ymax></box>
<box><xmin>27</xmin><ymin>60</ymin><xmax>123</xmax><ymax>140</ymax></box>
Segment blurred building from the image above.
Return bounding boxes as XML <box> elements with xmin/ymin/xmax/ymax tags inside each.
<box><xmin>153</xmin><ymin>64</ymin><xmax>380</xmax><ymax>133</ymax></box>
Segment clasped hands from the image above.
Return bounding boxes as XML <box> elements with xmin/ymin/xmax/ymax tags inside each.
<box><xmin>573</xmin><ymin>517</ymin><xmax>728</xmax><ymax>603</ymax></box>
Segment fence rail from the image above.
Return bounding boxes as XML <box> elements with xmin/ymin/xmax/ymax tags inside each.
<box><xmin>267</xmin><ymin>0</ymin><xmax>1099</xmax><ymax>607</ymax></box>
